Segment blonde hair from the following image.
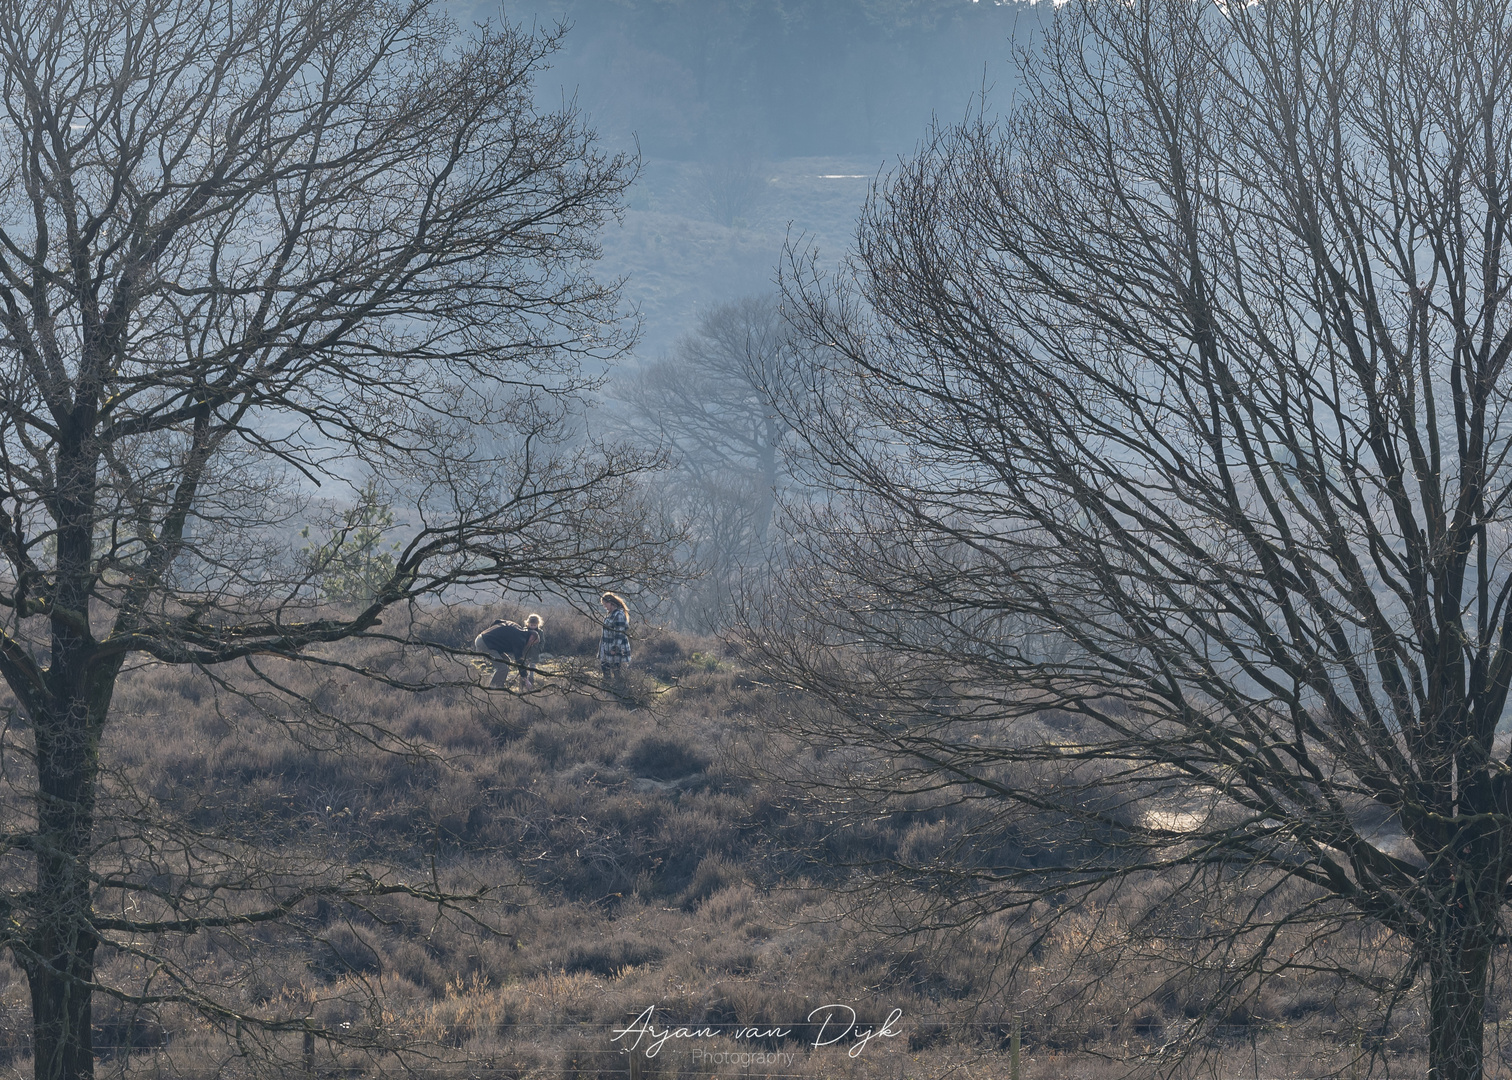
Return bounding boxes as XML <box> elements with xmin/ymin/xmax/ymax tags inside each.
<box><xmin>525</xmin><ymin>613</ymin><xmax>543</xmax><ymax>629</ymax></box>
<box><xmin>600</xmin><ymin>592</ymin><xmax>628</xmax><ymax>613</ymax></box>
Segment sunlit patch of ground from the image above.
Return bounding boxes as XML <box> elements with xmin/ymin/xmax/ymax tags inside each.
<box><xmin>1143</xmin><ymin>809</ymin><xmax>1205</xmax><ymax>832</ymax></box>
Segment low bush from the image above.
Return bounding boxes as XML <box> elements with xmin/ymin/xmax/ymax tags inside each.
<box><xmin>0</xmin><ymin>604</ymin><xmax>1459</xmax><ymax>1079</ymax></box>
<box><xmin>624</xmin><ymin>735</ymin><xmax>709</xmax><ymax>780</ymax></box>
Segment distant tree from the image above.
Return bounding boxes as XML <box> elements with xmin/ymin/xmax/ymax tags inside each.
<box><xmin>621</xmin><ymin>296</ymin><xmax>794</xmax><ymax>629</ymax></box>
<box><xmin>0</xmin><ymin>1</ymin><xmax>666</xmax><ymax>1077</ymax></box>
<box><xmin>757</xmin><ymin>1</ymin><xmax>1512</xmax><ymax>1078</ymax></box>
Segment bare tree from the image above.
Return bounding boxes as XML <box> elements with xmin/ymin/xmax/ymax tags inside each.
<box><xmin>0</xmin><ymin>1</ymin><xmax>667</xmax><ymax>1077</ymax></box>
<box><xmin>621</xmin><ymin>295</ymin><xmax>794</xmax><ymax>629</ymax></box>
<box><xmin>755</xmin><ymin>1</ymin><xmax>1512</xmax><ymax>1078</ymax></box>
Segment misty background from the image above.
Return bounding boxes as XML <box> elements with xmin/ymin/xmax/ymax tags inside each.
<box><xmin>456</xmin><ymin>0</ymin><xmax>1048</xmax><ymax>357</ymax></box>
<box><xmin>439</xmin><ymin>0</ymin><xmax>1052</xmax><ymax>628</ymax></box>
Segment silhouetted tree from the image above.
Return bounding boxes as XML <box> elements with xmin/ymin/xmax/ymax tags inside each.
<box><xmin>758</xmin><ymin>1</ymin><xmax>1512</xmax><ymax>1077</ymax></box>
<box><xmin>622</xmin><ymin>296</ymin><xmax>794</xmax><ymax>629</ymax></box>
<box><xmin>0</xmin><ymin>1</ymin><xmax>664</xmax><ymax>1076</ymax></box>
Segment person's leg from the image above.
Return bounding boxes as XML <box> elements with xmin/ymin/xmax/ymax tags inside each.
<box><xmin>522</xmin><ymin>643</ymin><xmax>540</xmax><ymax>689</ymax></box>
<box><xmin>480</xmin><ymin>645</ymin><xmax>511</xmax><ymax>688</ymax></box>
<box><xmin>475</xmin><ymin>635</ymin><xmax>509</xmax><ymax>688</ymax></box>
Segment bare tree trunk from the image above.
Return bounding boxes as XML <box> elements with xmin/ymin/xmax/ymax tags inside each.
<box><xmin>1427</xmin><ymin>910</ymin><xmax>1493</xmax><ymax>1080</ymax></box>
<box><xmin>26</xmin><ymin>439</ymin><xmax>107</xmax><ymax>1080</ymax></box>
<box><xmin>756</xmin><ymin>436</ymin><xmax>779</xmax><ymax>547</ymax></box>
<box><xmin>27</xmin><ymin>703</ymin><xmax>100</xmax><ymax>1080</ymax></box>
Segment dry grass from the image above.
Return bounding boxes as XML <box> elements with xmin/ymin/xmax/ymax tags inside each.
<box><xmin>0</xmin><ymin>605</ymin><xmax>1483</xmax><ymax>1078</ymax></box>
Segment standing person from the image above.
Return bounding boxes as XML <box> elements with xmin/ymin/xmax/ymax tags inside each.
<box><xmin>474</xmin><ymin>614</ymin><xmax>542</xmax><ymax>690</ymax></box>
<box><xmin>598</xmin><ymin>592</ymin><xmax>631</xmax><ymax>685</ymax></box>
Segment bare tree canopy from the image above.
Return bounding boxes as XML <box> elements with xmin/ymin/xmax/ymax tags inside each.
<box><xmin>761</xmin><ymin>1</ymin><xmax>1512</xmax><ymax>1077</ymax></box>
<box><xmin>0</xmin><ymin>1</ymin><xmax>665</xmax><ymax>1076</ymax></box>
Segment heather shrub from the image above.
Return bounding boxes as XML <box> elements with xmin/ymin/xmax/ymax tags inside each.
<box><xmin>561</xmin><ymin>938</ymin><xmax>666</xmax><ymax>976</ymax></box>
<box><xmin>624</xmin><ymin>735</ymin><xmax>708</xmax><ymax>779</ymax></box>
<box><xmin>0</xmin><ymin>605</ymin><xmax>1466</xmax><ymax>1079</ymax></box>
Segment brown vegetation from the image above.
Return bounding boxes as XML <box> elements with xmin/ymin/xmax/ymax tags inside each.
<box><xmin>0</xmin><ymin>605</ymin><xmax>1488</xmax><ymax>1077</ymax></box>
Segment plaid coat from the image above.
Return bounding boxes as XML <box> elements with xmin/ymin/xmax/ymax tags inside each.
<box><xmin>598</xmin><ymin>608</ymin><xmax>630</xmax><ymax>664</ymax></box>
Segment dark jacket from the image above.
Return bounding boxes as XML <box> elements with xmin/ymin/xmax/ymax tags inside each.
<box><xmin>478</xmin><ymin>619</ymin><xmax>539</xmax><ymax>659</ymax></box>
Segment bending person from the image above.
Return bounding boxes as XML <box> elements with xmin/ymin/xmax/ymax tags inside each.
<box><xmin>474</xmin><ymin>613</ymin><xmax>543</xmax><ymax>689</ymax></box>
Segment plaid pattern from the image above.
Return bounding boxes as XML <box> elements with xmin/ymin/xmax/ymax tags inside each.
<box><xmin>598</xmin><ymin>608</ymin><xmax>630</xmax><ymax>663</ymax></box>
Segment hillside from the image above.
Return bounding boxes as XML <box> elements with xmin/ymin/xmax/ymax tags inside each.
<box><xmin>0</xmin><ymin>608</ymin><xmax>1457</xmax><ymax>1078</ymax></box>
